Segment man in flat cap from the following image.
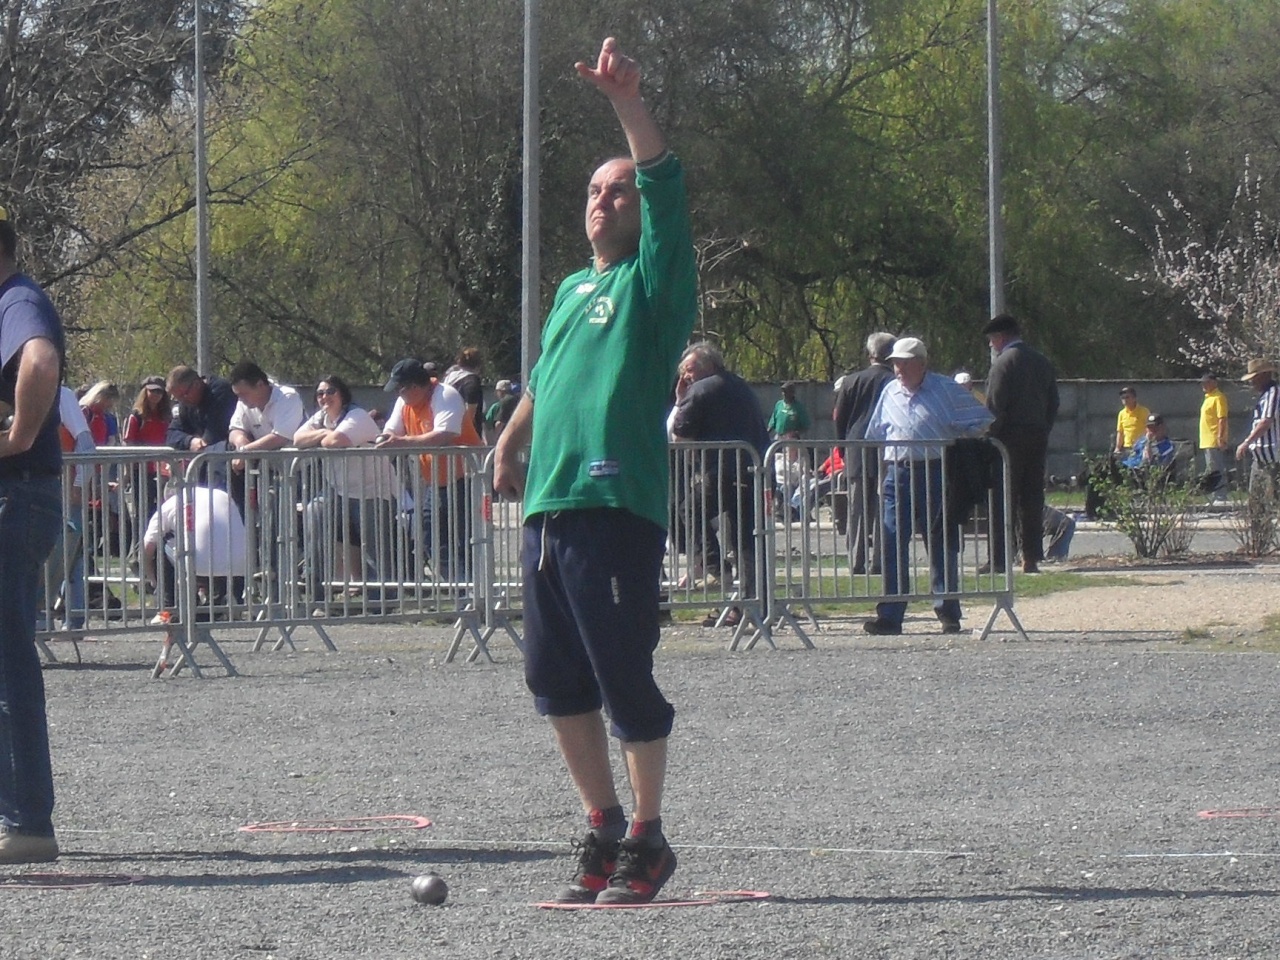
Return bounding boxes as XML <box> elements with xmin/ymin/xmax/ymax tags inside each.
<box><xmin>982</xmin><ymin>314</ymin><xmax>1058</xmax><ymax>574</ymax></box>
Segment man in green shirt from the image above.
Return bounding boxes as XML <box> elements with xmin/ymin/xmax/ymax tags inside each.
<box><xmin>767</xmin><ymin>381</ymin><xmax>811</xmax><ymax>439</ymax></box>
<box><xmin>493</xmin><ymin>37</ymin><xmax>696</xmax><ymax>905</ymax></box>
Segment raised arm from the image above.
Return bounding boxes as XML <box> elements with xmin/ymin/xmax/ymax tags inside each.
<box><xmin>576</xmin><ymin>37</ymin><xmax>665</xmax><ymax>164</ymax></box>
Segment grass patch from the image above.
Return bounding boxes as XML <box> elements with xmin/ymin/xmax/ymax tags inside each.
<box><xmin>1012</xmin><ymin>570</ymin><xmax>1140</xmax><ymax>598</ymax></box>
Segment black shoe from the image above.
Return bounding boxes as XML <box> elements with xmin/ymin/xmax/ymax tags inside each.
<box><xmin>862</xmin><ymin>618</ymin><xmax>902</xmax><ymax>636</ymax></box>
<box><xmin>596</xmin><ymin>837</ymin><xmax>677</xmax><ymax>905</ymax></box>
<box><xmin>552</xmin><ymin>831</ymin><xmax>619</xmax><ymax>904</ymax></box>
<box><xmin>976</xmin><ymin>561</ymin><xmax>1006</xmax><ymax>575</ymax></box>
<box><xmin>937</xmin><ymin>615</ymin><xmax>962</xmax><ymax>635</ymax></box>
<box><xmin>1022</xmin><ymin>561</ymin><xmax>1041</xmax><ymax>574</ymax></box>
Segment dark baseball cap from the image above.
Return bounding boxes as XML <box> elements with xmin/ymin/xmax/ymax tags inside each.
<box><xmin>1146</xmin><ymin>413</ymin><xmax>1164</xmax><ymax>426</ymax></box>
<box><xmin>383</xmin><ymin>358</ymin><xmax>434</xmax><ymax>392</ymax></box>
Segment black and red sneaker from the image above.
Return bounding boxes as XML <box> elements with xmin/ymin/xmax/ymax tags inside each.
<box><xmin>553</xmin><ymin>831</ymin><xmax>619</xmax><ymax>904</ymax></box>
<box><xmin>595</xmin><ymin>837</ymin><xmax>677</xmax><ymax>904</ymax></box>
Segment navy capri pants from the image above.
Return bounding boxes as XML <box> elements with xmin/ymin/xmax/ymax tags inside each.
<box><xmin>522</xmin><ymin>507</ymin><xmax>675</xmax><ymax>742</ymax></box>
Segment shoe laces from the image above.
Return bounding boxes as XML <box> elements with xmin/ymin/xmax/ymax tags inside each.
<box><xmin>568</xmin><ymin>832</ymin><xmax>616</xmax><ymax>879</ymax></box>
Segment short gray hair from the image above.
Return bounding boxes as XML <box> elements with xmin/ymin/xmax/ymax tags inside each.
<box><xmin>866</xmin><ymin>332</ymin><xmax>896</xmax><ymax>362</ymax></box>
<box><xmin>680</xmin><ymin>341</ymin><xmax>725</xmax><ymax>376</ymax></box>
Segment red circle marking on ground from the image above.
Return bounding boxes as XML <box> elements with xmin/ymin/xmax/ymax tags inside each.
<box><xmin>0</xmin><ymin>873</ymin><xmax>145</xmax><ymax>891</ymax></box>
<box><xmin>535</xmin><ymin>890</ymin><xmax>771</xmax><ymax>910</ymax></box>
<box><xmin>1197</xmin><ymin>808</ymin><xmax>1280</xmax><ymax>820</ymax></box>
<box><xmin>238</xmin><ymin>815</ymin><xmax>433</xmax><ymax>834</ymax></box>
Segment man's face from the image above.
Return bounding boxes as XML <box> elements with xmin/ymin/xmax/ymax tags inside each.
<box><xmin>1120</xmin><ymin>390</ymin><xmax>1137</xmax><ymax>409</ymax></box>
<box><xmin>397</xmin><ymin>381</ymin><xmax>431</xmax><ymax>407</ymax></box>
<box><xmin>986</xmin><ymin>333</ymin><xmax>1011</xmax><ymax>354</ymax></box>
<box><xmin>1148</xmin><ymin>422</ymin><xmax>1166</xmax><ymax>440</ymax></box>
<box><xmin>584</xmin><ymin>158</ymin><xmax>641</xmax><ymax>264</ymax></box>
<box><xmin>892</xmin><ymin>356</ymin><xmax>927</xmax><ymax>392</ymax></box>
<box><xmin>1201</xmin><ymin>378</ymin><xmax>1216</xmax><ymax>394</ymax></box>
<box><xmin>678</xmin><ymin>355</ymin><xmax>704</xmax><ymax>384</ymax></box>
<box><xmin>169</xmin><ymin>377</ymin><xmax>204</xmax><ymax>406</ymax></box>
<box><xmin>232</xmin><ymin>379</ymin><xmax>272</xmax><ymax>410</ymax></box>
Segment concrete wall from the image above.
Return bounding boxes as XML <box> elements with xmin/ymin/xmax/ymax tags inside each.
<box><xmin>762</xmin><ymin>378</ymin><xmax>1256</xmax><ymax>479</ymax></box>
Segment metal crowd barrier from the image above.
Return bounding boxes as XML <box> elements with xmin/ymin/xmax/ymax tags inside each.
<box><xmin>764</xmin><ymin>437</ymin><xmax>1024</xmax><ymax>646</ymax></box>
<box><xmin>35</xmin><ymin>436</ymin><xmax>1026</xmax><ymax>675</ymax></box>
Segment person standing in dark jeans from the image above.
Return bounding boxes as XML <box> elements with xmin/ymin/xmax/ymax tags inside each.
<box><xmin>671</xmin><ymin>341</ymin><xmax>770</xmax><ymax>622</ymax></box>
<box><xmin>983</xmin><ymin>314</ymin><xmax>1058</xmax><ymax>574</ymax></box>
<box><xmin>833</xmin><ymin>331</ymin><xmax>896</xmax><ymax>574</ymax></box>
<box><xmin>0</xmin><ymin>205</ymin><xmax>68</xmax><ymax>863</ymax></box>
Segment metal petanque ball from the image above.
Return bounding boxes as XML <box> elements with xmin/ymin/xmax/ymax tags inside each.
<box><xmin>410</xmin><ymin>872</ymin><xmax>448</xmax><ymax>905</ymax></box>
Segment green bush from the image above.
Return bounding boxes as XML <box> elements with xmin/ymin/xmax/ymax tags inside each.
<box><xmin>1082</xmin><ymin>454</ymin><xmax>1199</xmax><ymax>559</ymax></box>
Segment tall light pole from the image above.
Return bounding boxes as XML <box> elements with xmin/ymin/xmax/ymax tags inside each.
<box><xmin>194</xmin><ymin>0</ymin><xmax>213</xmax><ymax>375</ymax></box>
<box><xmin>520</xmin><ymin>0</ymin><xmax>540</xmax><ymax>387</ymax></box>
<box><xmin>986</xmin><ymin>0</ymin><xmax>1006</xmax><ymax>318</ymax></box>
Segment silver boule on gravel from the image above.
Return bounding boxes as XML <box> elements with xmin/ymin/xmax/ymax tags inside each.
<box><xmin>410</xmin><ymin>872</ymin><xmax>448</xmax><ymax>905</ymax></box>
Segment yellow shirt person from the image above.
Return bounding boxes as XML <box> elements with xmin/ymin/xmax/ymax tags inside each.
<box><xmin>1199</xmin><ymin>378</ymin><xmax>1228</xmax><ymax>450</ymax></box>
<box><xmin>1199</xmin><ymin>373</ymin><xmax>1230</xmax><ymax>500</ymax></box>
<box><xmin>1115</xmin><ymin>386</ymin><xmax>1150</xmax><ymax>453</ymax></box>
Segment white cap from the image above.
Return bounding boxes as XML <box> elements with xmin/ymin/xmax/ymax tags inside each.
<box><xmin>954</xmin><ymin>372</ymin><xmax>972</xmax><ymax>386</ymax></box>
<box><xmin>888</xmin><ymin>337</ymin><xmax>927</xmax><ymax>361</ymax></box>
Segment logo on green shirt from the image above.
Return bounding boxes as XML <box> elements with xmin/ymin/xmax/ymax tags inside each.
<box><xmin>586</xmin><ymin>296</ymin><xmax>615</xmax><ymax>325</ymax></box>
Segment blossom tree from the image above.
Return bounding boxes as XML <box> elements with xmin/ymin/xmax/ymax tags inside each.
<box><xmin>1123</xmin><ymin>160</ymin><xmax>1280</xmax><ymax>372</ymax></box>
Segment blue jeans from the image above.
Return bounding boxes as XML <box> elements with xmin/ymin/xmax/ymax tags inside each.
<box><xmin>0</xmin><ymin>475</ymin><xmax>64</xmax><ymax>835</ymax></box>
<box><xmin>418</xmin><ymin>478</ymin><xmax>471</xmax><ymax>585</ymax></box>
<box><xmin>876</xmin><ymin>461</ymin><xmax>961</xmax><ymax>627</ymax></box>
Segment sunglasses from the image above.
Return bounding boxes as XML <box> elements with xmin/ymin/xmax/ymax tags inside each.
<box><xmin>315</xmin><ymin>387</ymin><xmax>338</xmax><ymax>398</ymax></box>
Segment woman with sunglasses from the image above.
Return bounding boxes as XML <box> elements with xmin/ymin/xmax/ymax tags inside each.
<box><xmin>121</xmin><ymin>375</ymin><xmax>174</xmax><ymax>560</ymax></box>
<box><xmin>294</xmin><ymin>375</ymin><xmax>400</xmax><ymax>605</ymax></box>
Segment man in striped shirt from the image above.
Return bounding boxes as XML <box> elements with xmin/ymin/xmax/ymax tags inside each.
<box><xmin>1236</xmin><ymin>358</ymin><xmax>1280</xmax><ymax>501</ymax></box>
<box><xmin>862</xmin><ymin>337</ymin><xmax>993</xmax><ymax>636</ymax></box>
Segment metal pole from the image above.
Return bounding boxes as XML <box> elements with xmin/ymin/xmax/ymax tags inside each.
<box><xmin>520</xmin><ymin>0</ymin><xmax>540</xmax><ymax>387</ymax></box>
<box><xmin>194</xmin><ymin>0</ymin><xmax>213</xmax><ymax>375</ymax></box>
<box><xmin>986</xmin><ymin>0</ymin><xmax>1005</xmax><ymax>318</ymax></box>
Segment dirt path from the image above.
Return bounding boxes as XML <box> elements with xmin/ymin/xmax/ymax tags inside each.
<box><xmin>1013</xmin><ymin>566</ymin><xmax>1280</xmax><ymax>642</ymax></box>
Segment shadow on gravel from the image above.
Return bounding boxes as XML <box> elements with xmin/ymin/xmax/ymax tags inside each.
<box><xmin>63</xmin><ymin>845</ymin><xmax>558</xmax><ymax>868</ymax></box>
<box><xmin>1015</xmin><ymin>630</ymin><xmax>1181</xmax><ymax>643</ymax></box>
<box><xmin>771</xmin><ymin>885</ymin><xmax>1280</xmax><ymax>906</ymax></box>
<box><xmin>44</xmin><ymin>846</ymin><xmax>559</xmax><ymax>890</ymax></box>
<box><xmin>42</xmin><ymin>662</ymin><xmax>154</xmax><ymax>672</ymax></box>
<box><xmin>1022</xmin><ymin>885</ymin><xmax>1280</xmax><ymax>902</ymax></box>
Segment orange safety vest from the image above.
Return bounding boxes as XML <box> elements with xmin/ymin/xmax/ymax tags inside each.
<box><xmin>400</xmin><ymin>381</ymin><xmax>482</xmax><ymax>487</ymax></box>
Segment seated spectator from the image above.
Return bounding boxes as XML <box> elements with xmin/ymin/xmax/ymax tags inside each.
<box><xmin>1043</xmin><ymin>505</ymin><xmax>1075</xmax><ymax>562</ymax></box>
<box><xmin>142</xmin><ymin>485</ymin><xmax>248</xmax><ymax>620</ymax></box>
<box><xmin>773</xmin><ymin>443</ymin><xmax>808</xmax><ymax>522</ymax></box>
<box><xmin>791</xmin><ymin>446</ymin><xmax>845</xmax><ymax>520</ymax></box>
<box><xmin>294</xmin><ymin>375</ymin><xmax>400</xmax><ymax>601</ymax></box>
<box><xmin>1121</xmin><ymin>414</ymin><xmax>1175</xmax><ymax>470</ymax></box>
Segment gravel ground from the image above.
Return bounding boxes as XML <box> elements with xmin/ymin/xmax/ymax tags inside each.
<box><xmin>7</xmin><ymin>575</ymin><xmax>1280</xmax><ymax>960</ymax></box>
